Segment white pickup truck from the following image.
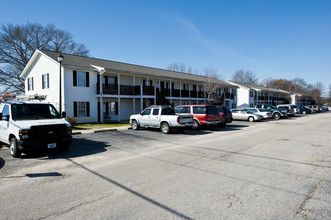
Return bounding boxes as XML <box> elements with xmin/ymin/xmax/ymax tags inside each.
<box><xmin>0</xmin><ymin>101</ymin><xmax>72</xmax><ymax>158</ymax></box>
<box><xmin>130</xmin><ymin>105</ymin><xmax>193</xmax><ymax>134</ymax></box>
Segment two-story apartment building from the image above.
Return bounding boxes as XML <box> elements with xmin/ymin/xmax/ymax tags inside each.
<box><xmin>291</xmin><ymin>93</ymin><xmax>314</xmax><ymax>106</ymax></box>
<box><xmin>227</xmin><ymin>81</ymin><xmax>291</xmax><ymax>108</ymax></box>
<box><xmin>20</xmin><ymin>50</ymin><xmax>237</xmax><ymax>123</ymax></box>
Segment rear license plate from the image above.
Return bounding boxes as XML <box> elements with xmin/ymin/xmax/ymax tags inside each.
<box><xmin>48</xmin><ymin>143</ymin><xmax>56</xmax><ymax>149</ymax></box>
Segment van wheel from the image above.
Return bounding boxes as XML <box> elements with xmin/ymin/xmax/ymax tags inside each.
<box><xmin>161</xmin><ymin>122</ymin><xmax>170</xmax><ymax>134</ymax></box>
<box><xmin>192</xmin><ymin>120</ymin><xmax>200</xmax><ymax>130</ymax></box>
<box><xmin>273</xmin><ymin>112</ymin><xmax>280</xmax><ymax>120</ymax></box>
<box><xmin>131</xmin><ymin>120</ymin><xmax>140</xmax><ymax>130</ymax></box>
<box><xmin>9</xmin><ymin>137</ymin><xmax>21</xmax><ymax>158</ymax></box>
<box><xmin>248</xmin><ymin>117</ymin><xmax>255</xmax><ymax>122</ymax></box>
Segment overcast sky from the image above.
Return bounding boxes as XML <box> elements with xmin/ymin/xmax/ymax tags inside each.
<box><xmin>1</xmin><ymin>0</ymin><xmax>330</xmax><ymax>94</ymax></box>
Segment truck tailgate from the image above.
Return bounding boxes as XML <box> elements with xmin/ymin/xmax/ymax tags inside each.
<box><xmin>178</xmin><ymin>115</ymin><xmax>193</xmax><ymax>124</ymax></box>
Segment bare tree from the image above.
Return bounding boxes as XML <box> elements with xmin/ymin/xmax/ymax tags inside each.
<box><xmin>232</xmin><ymin>69</ymin><xmax>258</xmax><ymax>84</ymax></box>
<box><xmin>202</xmin><ymin>66</ymin><xmax>221</xmax><ymax>103</ymax></box>
<box><xmin>167</xmin><ymin>62</ymin><xmax>199</xmax><ymax>74</ymax></box>
<box><xmin>0</xmin><ymin>22</ymin><xmax>89</xmax><ymax>93</ymax></box>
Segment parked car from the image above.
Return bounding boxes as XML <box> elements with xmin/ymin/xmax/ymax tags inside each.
<box><xmin>277</xmin><ymin>104</ymin><xmax>296</xmax><ymax>116</ymax></box>
<box><xmin>216</xmin><ymin>106</ymin><xmax>233</xmax><ymax>126</ymax></box>
<box><xmin>130</xmin><ymin>105</ymin><xmax>193</xmax><ymax>134</ymax></box>
<box><xmin>245</xmin><ymin>108</ymin><xmax>273</xmax><ymax>119</ymax></box>
<box><xmin>175</xmin><ymin>104</ymin><xmax>221</xmax><ymax>129</ymax></box>
<box><xmin>255</xmin><ymin>104</ymin><xmax>288</xmax><ymax>120</ymax></box>
<box><xmin>0</xmin><ymin>100</ymin><xmax>72</xmax><ymax>158</ymax></box>
<box><xmin>305</xmin><ymin>105</ymin><xmax>316</xmax><ymax>113</ymax></box>
<box><xmin>298</xmin><ymin>106</ymin><xmax>312</xmax><ymax>114</ymax></box>
<box><xmin>231</xmin><ymin>108</ymin><xmax>264</xmax><ymax>122</ymax></box>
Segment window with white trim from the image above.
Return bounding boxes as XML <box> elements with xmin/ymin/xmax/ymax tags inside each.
<box><xmin>28</xmin><ymin>77</ymin><xmax>34</xmax><ymax>91</ymax></box>
<box><xmin>78</xmin><ymin>71</ymin><xmax>86</xmax><ymax>87</ymax></box>
<box><xmin>73</xmin><ymin>101</ymin><xmax>90</xmax><ymax>117</ymax></box>
<box><xmin>42</xmin><ymin>73</ymin><xmax>49</xmax><ymax>89</ymax></box>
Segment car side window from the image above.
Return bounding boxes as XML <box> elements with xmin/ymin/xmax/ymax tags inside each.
<box><xmin>152</xmin><ymin>109</ymin><xmax>159</xmax><ymax>115</ymax></box>
<box><xmin>232</xmin><ymin>110</ymin><xmax>237</xmax><ymax>113</ymax></box>
<box><xmin>182</xmin><ymin>107</ymin><xmax>190</xmax><ymax>113</ymax></box>
<box><xmin>142</xmin><ymin>109</ymin><xmax>151</xmax><ymax>116</ymax></box>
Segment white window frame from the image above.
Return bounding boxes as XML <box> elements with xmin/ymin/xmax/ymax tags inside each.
<box><xmin>78</xmin><ymin>102</ymin><xmax>87</xmax><ymax>117</ymax></box>
<box><xmin>42</xmin><ymin>73</ymin><xmax>49</xmax><ymax>89</ymax></box>
<box><xmin>28</xmin><ymin>77</ymin><xmax>34</xmax><ymax>91</ymax></box>
<box><xmin>77</xmin><ymin>71</ymin><xmax>86</xmax><ymax>87</ymax></box>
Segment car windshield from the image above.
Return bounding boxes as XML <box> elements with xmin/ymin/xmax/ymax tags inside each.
<box><xmin>268</xmin><ymin>105</ymin><xmax>277</xmax><ymax>109</ymax></box>
<box><xmin>11</xmin><ymin>104</ymin><xmax>60</xmax><ymax>120</ymax></box>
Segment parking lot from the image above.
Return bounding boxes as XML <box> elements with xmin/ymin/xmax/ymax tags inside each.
<box><xmin>1</xmin><ymin>113</ymin><xmax>330</xmax><ymax>219</ymax></box>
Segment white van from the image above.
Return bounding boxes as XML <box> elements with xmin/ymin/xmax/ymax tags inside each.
<box><xmin>0</xmin><ymin>101</ymin><xmax>72</xmax><ymax>158</ymax></box>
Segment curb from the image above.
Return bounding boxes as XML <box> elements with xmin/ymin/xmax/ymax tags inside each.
<box><xmin>94</xmin><ymin>129</ymin><xmax>117</xmax><ymax>133</ymax></box>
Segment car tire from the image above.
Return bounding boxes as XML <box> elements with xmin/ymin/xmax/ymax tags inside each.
<box><xmin>248</xmin><ymin>116</ymin><xmax>255</xmax><ymax>122</ymax></box>
<box><xmin>9</xmin><ymin>137</ymin><xmax>21</xmax><ymax>158</ymax></box>
<box><xmin>192</xmin><ymin>120</ymin><xmax>200</xmax><ymax>130</ymax></box>
<box><xmin>273</xmin><ymin>112</ymin><xmax>281</xmax><ymax>120</ymax></box>
<box><xmin>131</xmin><ymin>120</ymin><xmax>140</xmax><ymax>130</ymax></box>
<box><xmin>160</xmin><ymin>122</ymin><xmax>170</xmax><ymax>134</ymax></box>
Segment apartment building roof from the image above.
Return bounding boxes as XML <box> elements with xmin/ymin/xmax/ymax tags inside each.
<box><xmin>228</xmin><ymin>81</ymin><xmax>290</xmax><ymax>95</ymax></box>
<box><xmin>21</xmin><ymin>49</ymin><xmax>237</xmax><ymax>88</ymax></box>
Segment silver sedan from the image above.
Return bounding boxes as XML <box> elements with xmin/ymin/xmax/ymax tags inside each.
<box><xmin>231</xmin><ymin>109</ymin><xmax>264</xmax><ymax>122</ymax></box>
<box><xmin>245</xmin><ymin>108</ymin><xmax>273</xmax><ymax>119</ymax></box>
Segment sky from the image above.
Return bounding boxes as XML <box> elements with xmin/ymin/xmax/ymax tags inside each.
<box><xmin>1</xmin><ymin>0</ymin><xmax>331</xmax><ymax>94</ymax></box>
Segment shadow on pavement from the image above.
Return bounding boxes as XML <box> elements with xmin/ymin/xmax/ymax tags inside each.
<box><xmin>19</xmin><ymin>137</ymin><xmax>110</xmax><ymax>159</ymax></box>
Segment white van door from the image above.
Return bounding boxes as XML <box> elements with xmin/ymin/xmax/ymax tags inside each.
<box><xmin>0</xmin><ymin>105</ymin><xmax>10</xmax><ymax>144</ymax></box>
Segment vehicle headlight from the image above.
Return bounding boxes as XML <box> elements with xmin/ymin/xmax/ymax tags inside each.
<box><xmin>67</xmin><ymin>126</ymin><xmax>72</xmax><ymax>135</ymax></box>
<box><xmin>19</xmin><ymin>130</ymin><xmax>29</xmax><ymax>139</ymax></box>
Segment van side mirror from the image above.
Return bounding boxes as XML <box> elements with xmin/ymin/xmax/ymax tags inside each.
<box><xmin>61</xmin><ymin>111</ymin><xmax>66</xmax><ymax>118</ymax></box>
<box><xmin>1</xmin><ymin>114</ymin><xmax>9</xmax><ymax>121</ymax></box>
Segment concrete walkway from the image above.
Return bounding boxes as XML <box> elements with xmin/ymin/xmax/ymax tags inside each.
<box><xmin>72</xmin><ymin>125</ymin><xmax>131</xmax><ymax>135</ymax></box>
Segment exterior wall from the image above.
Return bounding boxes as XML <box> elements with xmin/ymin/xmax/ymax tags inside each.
<box><xmin>24</xmin><ymin>54</ymin><xmax>60</xmax><ymax>108</ymax></box>
<box><xmin>63</xmin><ymin>68</ymin><xmax>98</xmax><ymax>123</ymax></box>
<box><xmin>236</xmin><ymin>87</ymin><xmax>250</xmax><ymax>108</ymax></box>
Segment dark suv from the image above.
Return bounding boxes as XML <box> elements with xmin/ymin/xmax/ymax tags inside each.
<box><xmin>175</xmin><ymin>105</ymin><xmax>221</xmax><ymax>129</ymax></box>
<box><xmin>216</xmin><ymin>106</ymin><xmax>233</xmax><ymax>126</ymax></box>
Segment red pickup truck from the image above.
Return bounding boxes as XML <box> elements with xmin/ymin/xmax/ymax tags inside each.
<box><xmin>174</xmin><ymin>105</ymin><xmax>221</xmax><ymax>129</ymax></box>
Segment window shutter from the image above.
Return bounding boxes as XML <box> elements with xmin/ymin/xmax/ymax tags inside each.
<box><xmin>86</xmin><ymin>102</ymin><xmax>90</xmax><ymax>117</ymax></box>
<box><xmin>86</xmin><ymin>72</ymin><xmax>89</xmax><ymax>87</ymax></box>
<box><xmin>73</xmin><ymin>71</ymin><xmax>77</xmax><ymax>86</ymax></box>
<box><xmin>32</xmin><ymin>78</ymin><xmax>34</xmax><ymax>90</ymax></box>
<box><xmin>143</xmin><ymin>80</ymin><xmax>146</xmax><ymax>87</ymax></box>
<box><xmin>74</xmin><ymin>102</ymin><xmax>77</xmax><ymax>117</ymax></box>
<box><xmin>42</xmin><ymin>75</ymin><xmax>44</xmax><ymax>89</ymax></box>
<box><xmin>47</xmin><ymin>74</ymin><xmax>49</xmax><ymax>88</ymax></box>
<box><xmin>115</xmin><ymin>77</ymin><xmax>118</xmax><ymax>85</ymax></box>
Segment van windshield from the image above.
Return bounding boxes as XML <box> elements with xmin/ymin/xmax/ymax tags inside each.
<box><xmin>11</xmin><ymin>104</ymin><xmax>60</xmax><ymax>120</ymax></box>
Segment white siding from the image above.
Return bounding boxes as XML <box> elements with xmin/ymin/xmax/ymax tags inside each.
<box><xmin>24</xmin><ymin>54</ymin><xmax>60</xmax><ymax>108</ymax></box>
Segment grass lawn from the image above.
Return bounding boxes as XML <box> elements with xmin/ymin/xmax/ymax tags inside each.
<box><xmin>73</xmin><ymin>123</ymin><xmax>130</xmax><ymax>130</ymax></box>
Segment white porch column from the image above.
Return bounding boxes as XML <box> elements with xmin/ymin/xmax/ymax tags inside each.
<box><xmin>133</xmin><ymin>76</ymin><xmax>135</xmax><ymax>114</ymax></box>
<box><xmin>140</xmin><ymin>85</ymin><xmax>143</xmax><ymax>112</ymax></box>
<box><xmin>118</xmin><ymin>97</ymin><xmax>121</xmax><ymax>122</ymax></box>
<box><xmin>154</xmin><ymin>86</ymin><xmax>156</xmax><ymax>105</ymax></box>
<box><xmin>179</xmin><ymin>82</ymin><xmax>182</xmax><ymax>105</ymax></box>
<box><xmin>99</xmin><ymin>72</ymin><xmax>104</xmax><ymax>123</ymax></box>
<box><xmin>169</xmin><ymin>80</ymin><xmax>172</xmax><ymax>105</ymax></box>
